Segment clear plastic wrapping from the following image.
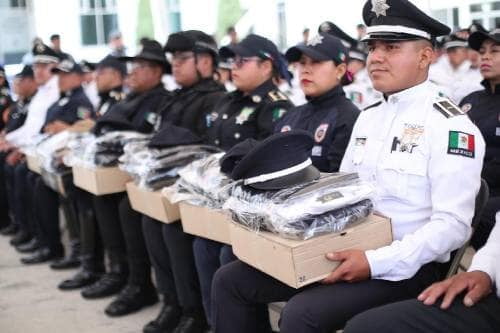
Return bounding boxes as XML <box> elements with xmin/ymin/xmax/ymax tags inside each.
<box><xmin>35</xmin><ymin>131</ymin><xmax>74</xmax><ymax>173</ymax></box>
<box><xmin>119</xmin><ymin>143</ymin><xmax>221</xmax><ymax>191</ymax></box>
<box><xmin>223</xmin><ymin>173</ymin><xmax>376</xmax><ymax>240</ymax></box>
<box><xmin>167</xmin><ymin>153</ymin><xmax>236</xmax><ymax>208</ymax></box>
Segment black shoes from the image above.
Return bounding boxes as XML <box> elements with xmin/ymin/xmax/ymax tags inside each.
<box><xmin>16</xmin><ymin>238</ymin><xmax>40</xmax><ymax>253</ymax></box>
<box><xmin>9</xmin><ymin>230</ymin><xmax>31</xmax><ymax>246</ymax></box>
<box><xmin>143</xmin><ymin>303</ymin><xmax>183</xmax><ymax>333</ymax></box>
<box><xmin>50</xmin><ymin>240</ymin><xmax>81</xmax><ymax>270</ymax></box>
<box><xmin>80</xmin><ymin>272</ymin><xmax>127</xmax><ymax>299</ymax></box>
<box><xmin>58</xmin><ymin>269</ymin><xmax>102</xmax><ymax>290</ymax></box>
<box><xmin>172</xmin><ymin>314</ymin><xmax>208</xmax><ymax>333</ymax></box>
<box><xmin>20</xmin><ymin>247</ymin><xmax>63</xmax><ymax>265</ymax></box>
<box><xmin>104</xmin><ymin>283</ymin><xmax>158</xmax><ymax>317</ymax></box>
<box><xmin>0</xmin><ymin>223</ymin><xmax>18</xmax><ymax>236</ymax></box>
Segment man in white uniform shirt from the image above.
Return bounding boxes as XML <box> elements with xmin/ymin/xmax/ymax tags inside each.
<box><xmin>210</xmin><ymin>1</ymin><xmax>485</xmax><ymax>332</ymax></box>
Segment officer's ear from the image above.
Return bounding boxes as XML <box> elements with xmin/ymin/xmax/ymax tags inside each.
<box><xmin>258</xmin><ymin>59</ymin><xmax>274</xmax><ymax>78</ymax></box>
<box><xmin>334</xmin><ymin>62</ymin><xmax>347</xmax><ymax>80</ymax></box>
<box><xmin>415</xmin><ymin>40</ymin><xmax>434</xmax><ymax>70</ymax></box>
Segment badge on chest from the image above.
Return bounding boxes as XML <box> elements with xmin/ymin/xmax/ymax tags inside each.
<box><xmin>235</xmin><ymin>107</ymin><xmax>255</xmax><ymax>125</ymax></box>
<box><xmin>391</xmin><ymin>123</ymin><xmax>424</xmax><ymax>154</ymax></box>
<box><xmin>314</xmin><ymin>123</ymin><xmax>329</xmax><ymax>143</ymax></box>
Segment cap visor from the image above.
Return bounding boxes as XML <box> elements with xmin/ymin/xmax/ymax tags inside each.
<box><xmin>468</xmin><ymin>31</ymin><xmax>495</xmax><ymax>51</ymax></box>
<box><xmin>219</xmin><ymin>44</ymin><xmax>254</xmax><ymax>58</ymax></box>
<box><xmin>285</xmin><ymin>45</ymin><xmax>331</xmax><ymax>63</ymax></box>
<box><xmin>248</xmin><ymin>164</ymin><xmax>320</xmax><ymax>190</ymax></box>
<box><xmin>361</xmin><ymin>33</ymin><xmax>424</xmax><ymax>42</ymax></box>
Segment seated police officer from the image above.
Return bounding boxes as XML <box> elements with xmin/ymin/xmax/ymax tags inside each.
<box><xmin>459</xmin><ymin>29</ymin><xmax>500</xmax><ymax>251</ymax></box>
<box><xmin>21</xmin><ymin>59</ymin><xmax>95</xmax><ymax>264</ymax></box>
<box><xmin>58</xmin><ymin>55</ymin><xmax>127</xmax><ymax>290</ymax></box>
<box><xmin>141</xmin><ymin>30</ymin><xmax>226</xmax><ymax>333</ymax></box>
<box><xmin>192</xmin><ymin>34</ymin><xmax>293</xmax><ymax>331</ymax></box>
<box><xmin>211</xmin><ymin>1</ymin><xmax>485</xmax><ymax>332</ymax></box>
<box><xmin>81</xmin><ymin>40</ymin><xmax>171</xmax><ymax>318</ymax></box>
<box><xmin>276</xmin><ymin>32</ymin><xmax>360</xmax><ymax>172</ymax></box>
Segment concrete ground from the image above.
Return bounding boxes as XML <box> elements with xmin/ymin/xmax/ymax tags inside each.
<box><xmin>0</xmin><ymin>234</ymin><xmax>160</xmax><ymax>333</ymax></box>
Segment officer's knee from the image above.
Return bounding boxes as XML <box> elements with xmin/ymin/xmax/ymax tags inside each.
<box><xmin>279</xmin><ymin>296</ymin><xmax>317</xmax><ymax>332</ymax></box>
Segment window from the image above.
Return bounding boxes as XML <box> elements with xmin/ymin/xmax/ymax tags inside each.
<box><xmin>491</xmin><ymin>17</ymin><xmax>500</xmax><ymax>29</ymax></box>
<box><xmin>493</xmin><ymin>1</ymin><xmax>500</xmax><ymax>11</ymax></box>
<box><xmin>431</xmin><ymin>8</ymin><xmax>459</xmax><ymax>30</ymax></box>
<box><xmin>80</xmin><ymin>0</ymin><xmax>118</xmax><ymax>46</ymax></box>
<box><xmin>470</xmin><ymin>4</ymin><xmax>482</xmax><ymax>13</ymax></box>
<box><xmin>167</xmin><ymin>0</ymin><xmax>181</xmax><ymax>33</ymax></box>
<box><xmin>470</xmin><ymin>1</ymin><xmax>500</xmax><ymax>30</ymax></box>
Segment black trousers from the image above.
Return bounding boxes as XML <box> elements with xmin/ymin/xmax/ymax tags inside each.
<box><xmin>0</xmin><ymin>152</ymin><xmax>10</xmax><ymax>226</ymax></box>
<box><xmin>212</xmin><ymin>260</ymin><xmax>442</xmax><ymax>333</ymax></box>
<box><xmin>471</xmin><ymin>195</ymin><xmax>500</xmax><ymax>250</ymax></box>
<box><xmin>344</xmin><ymin>294</ymin><xmax>500</xmax><ymax>333</ymax></box>
<box><xmin>142</xmin><ymin>216</ymin><xmax>178</xmax><ymax>304</ymax></box>
<box><xmin>118</xmin><ymin>196</ymin><xmax>153</xmax><ymax>285</ymax></box>
<box><xmin>34</xmin><ymin>178</ymin><xmax>64</xmax><ymax>255</ymax></box>
<box><xmin>142</xmin><ymin>217</ymin><xmax>202</xmax><ymax>310</ymax></box>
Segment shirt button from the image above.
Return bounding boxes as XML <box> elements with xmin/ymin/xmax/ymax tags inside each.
<box><xmin>214</xmin><ymin>139</ymin><xmax>220</xmax><ymax>145</ymax></box>
<box><xmin>222</xmin><ymin>114</ymin><xmax>228</xmax><ymax>120</ymax></box>
<box><xmin>234</xmin><ymin>133</ymin><xmax>241</xmax><ymax>139</ymax></box>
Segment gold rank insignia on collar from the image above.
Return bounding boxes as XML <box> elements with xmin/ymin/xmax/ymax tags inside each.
<box><xmin>110</xmin><ymin>91</ymin><xmax>125</xmax><ymax>101</ymax></box>
<box><xmin>268</xmin><ymin>90</ymin><xmax>288</xmax><ymax>102</ymax></box>
<box><xmin>433</xmin><ymin>97</ymin><xmax>465</xmax><ymax>118</ymax></box>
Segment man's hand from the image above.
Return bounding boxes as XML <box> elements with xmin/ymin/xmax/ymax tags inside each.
<box><xmin>321</xmin><ymin>250</ymin><xmax>371</xmax><ymax>284</ymax></box>
<box><xmin>44</xmin><ymin>120</ymin><xmax>70</xmax><ymax>134</ymax></box>
<box><xmin>6</xmin><ymin>149</ymin><xmax>24</xmax><ymax>166</ymax></box>
<box><xmin>418</xmin><ymin>271</ymin><xmax>492</xmax><ymax>309</ymax></box>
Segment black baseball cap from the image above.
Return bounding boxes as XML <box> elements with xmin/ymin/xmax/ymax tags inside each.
<box><xmin>96</xmin><ymin>55</ymin><xmax>127</xmax><ymax>76</ymax></box>
<box><xmin>15</xmin><ymin>65</ymin><xmax>34</xmax><ymax>78</ymax></box>
<box><xmin>51</xmin><ymin>59</ymin><xmax>83</xmax><ymax>74</ymax></box>
<box><xmin>119</xmin><ymin>39</ymin><xmax>171</xmax><ymax>73</ymax></box>
<box><xmin>219</xmin><ymin>34</ymin><xmax>280</xmax><ymax>64</ymax></box>
<box><xmin>286</xmin><ymin>33</ymin><xmax>348</xmax><ymax>64</ymax></box>
<box><xmin>164</xmin><ymin>30</ymin><xmax>219</xmax><ymax>59</ymax></box>
<box><xmin>468</xmin><ymin>29</ymin><xmax>500</xmax><ymax>51</ymax></box>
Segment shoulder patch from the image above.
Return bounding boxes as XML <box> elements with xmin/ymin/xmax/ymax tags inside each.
<box><xmin>363</xmin><ymin>100</ymin><xmax>382</xmax><ymax>111</ymax></box>
<box><xmin>448</xmin><ymin>131</ymin><xmax>475</xmax><ymax>158</ymax></box>
<box><xmin>268</xmin><ymin>90</ymin><xmax>289</xmax><ymax>102</ymax></box>
<box><xmin>272</xmin><ymin>108</ymin><xmax>287</xmax><ymax>121</ymax></box>
<box><xmin>433</xmin><ymin>98</ymin><xmax>464</xmax><ymax>118</ymax></box>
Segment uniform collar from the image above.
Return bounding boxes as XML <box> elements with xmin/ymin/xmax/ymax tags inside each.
<box><xmin>234</xmin><ymin>79</ymin><xmax>277</xmax><ymax>103</ymax></box>
<box><xmin>306</xmin><ymin>84</ymin><xmax>345</xmax><ymax>106</ymax></box>
<box><xmin>481</xmin><ymin>80</ymin><xmax>500</xmax><ymax>95</ymax></box>
<box><xmin>99</xmin><ymin>85</ymin><xmax>123</xmax><ymax>100</ymax></box>
<box><xmin>383</xmin><ymin>80</ymin><xmax>431</xmax><ymax>105</ymax></box>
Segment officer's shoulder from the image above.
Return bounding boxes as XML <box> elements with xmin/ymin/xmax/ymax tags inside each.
<box><xmin>264</xmin><ymin>89</ymin><xmax>291</xmax><ymax>105</ymax></box>
<box><xmin>431</xmin><ymin>96</ymin><xmax>469</xmax><ymax>120</ymax></box>
<box><xmin>362</xmin><ymin>100</ymin><xmax>382</xmax><ymax>112</ymax></box>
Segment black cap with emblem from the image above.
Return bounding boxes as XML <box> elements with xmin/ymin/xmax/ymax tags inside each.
<box><xmin>362</xmin><ymin>0</ymin><xmax>451</xmax><ymax>42</ymax></box>
<box><xmin>51</xmin><ymin>59</ymin><xmax>84</xmax><ymax>74</ymax></box>
<box><xmin>228</xmin><ymin>130</ymin><xmax>320</xmax><ymax>190</ymax></box>
<box><xmin>119</xmin><ymin>39</ymin><xmax>171</xmax><ymax>73</ymax></box>
<box><xmin>318</xmin><ymin>21</ymin><xmax>358</xmax><ymax>48</ymax></box>
<box><xmin>32</xmin><ymin>43</ymin><xmax>60</xmax><ymax>64</ymax></box>
<box><xmin>15</xmin><ymin>65</ymin><xmax>34</xmax><ymax>79</ymax></box>
<box><xmin>468</xmin><ymin>28</ymin><xmax>500</xmax><ymax>51</ymax></box>
<box><xmin>285</xmin><ymin>33</ymin><xmax>348</xmax><ymax>65</ymax></box>
<box><xmin>96</xmin><ymin>55</ymin><xmax>127</xmax><ymax>77</ymax></box>
<box><xmin>80</xmin><ymin>60</ymin><xmax>96</xmax><ymax>73</ymax></box>
<box><xmin>164</xmin><ymin>30</ymin><xmax>219</xmax><ymax>60</ymax></box>
<box><xmin>219</xmin><ymin>34</ymin><xmax>280</xmax><ymax>66</ymax></box>
<box><xmin>443</xmin><ymin>33</ymin><xmax>468</xmax><ymax>50</ymax></box>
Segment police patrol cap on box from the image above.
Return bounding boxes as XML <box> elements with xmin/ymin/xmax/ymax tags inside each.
<box><xmin>469</xmin><ymin>29</ymin><xmax>500</xmax><ymax>51</ymax></box>
<box><xmin>164</xmin><ymin>30</ymin><xmax>219</xmax><ymax>59</ymax></box>
<box><xmin>318</xmin><ymin>21</ymin><xmax>358</xmax><ymax>48</ymax></box>
<box><xmin>97</xmin><ymin>55</ymin><xmax>127</xmax><ymax>76</ymax></box>
<box><xmin>32</xmin><ymin>43</ymin><xmax>60</xmax><ymax>64</ymax></box>
<box><xmin>362</xmin><ymin>0</ymin><xmax>451</xmax><ymax>42</ymax></box>
<box><xmin>119</xmin><ymin>39</ymin><xmax>171</xmax><ymax>73</ymax></box>
<box><xmin>220</xmin><ymin>138</ymin><xmax>260</xmax><ymax>175</ymax></box>
<box><xmin>51</xmin><ymin>59</ymin><xmax>84</xmax><ymax>74</ymax></box>
<box><xmin>443</xmin><ymin>33</ymin><xmax>468</xmax><ymax>49</ymax></box>
<box><xmin>286</xmin><ymin>33</ymin><xmax>348</xmax><ymax>64</ymax></box>
<box><xmin>219</xmin><ymin>34</ymin><xmax>280</xmax><ymax>65</ymax></box>
<box><xmin>230</xmin><ymin>130</ymin><xmax>320</xmax><ymax>190</ymax></box>
<box><xmin>148</xmin><ymin>124</ymin><xmax>203</xmax><ymax>149</ymax></box>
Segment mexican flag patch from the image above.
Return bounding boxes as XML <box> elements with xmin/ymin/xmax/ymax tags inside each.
<box><xmin>448</xmin><ymin>131</ymin><xmax>475</xmax><ymax>158</ymax></box>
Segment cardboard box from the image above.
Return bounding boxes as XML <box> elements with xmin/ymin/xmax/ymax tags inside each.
<box><xmin>179</xmin><ymin>203</ymin><xmax>232</xmax><ymax>245</ymax></box>
<box><xmin>26</xmin><ymin>154</ymin><xmax>41</xmax><ymax>174</ymax></box>
<box><xmin>230</xmin><ymin>214</ymin><xmax>393</xmax><ymax>288</ymax></box>
<box><xmin>73</xmin><ymin>165</ymin><xmax>131</xmax><ymax>195</ymax></box>
<box><xmin>40</xmin><ymin>168</ymin><xmax>72</xmax><ymax>197</ymax></box>
<box><xmin>126</xmin><ymin>182</ymin><xmax>180</xmax><ymax>223</ymax></box>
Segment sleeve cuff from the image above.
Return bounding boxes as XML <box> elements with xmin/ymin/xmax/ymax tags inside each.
<box><xmin>468</xmin><ymin>255</ymin><xmax>496</xmax><ymax>282</ymax></box>
<box><xmin>365</xmin><ymin>249</ymin><xmax>391</xmax><ymax>279</ymax></box>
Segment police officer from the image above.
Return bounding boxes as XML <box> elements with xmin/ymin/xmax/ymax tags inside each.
<box><xmin>192</xmin><ymin>34</ymin><xmax>293</xmax><ymax>331</ymax></box>
<box><xmin>140</xmin><ymin>30</ymin><xmax>226</xmax><ymax>332</ymax></box>
<box><xmin>0</xmin><ymin>65</ymin><xmax>12</xmax><ymax>132</ymax></box>
<box><xmin>20</xmin><ymin>59</ymin><xmax>95</xmax><ymax>265</ymax></box>
<box><xmin>81</xmin><ymin>41</ymin><xmax>171</xmax><ymax>318</ymax></box>
<box><xmin>58</xmin><ymin>55</ymin><xmax>127</xmax><ymax>290</ymax></box>
<box><xmin>459</xmin><ymin>29</ymin><xmax>500</xmax><ymax>250</ymax></box>
<box><xmin>277</xmin><ymin>32</ymin><xmax>360</xmax><ymax>172</ymax></box>
<box><xmin>344</xmin><ymin>214</ymin><xmax>500</xmax><ymax>333</ymax></box>
<box><xmin>211</xmin><ymin>1</ymin><xmax>485</xmax><ymax>332</ymax></box>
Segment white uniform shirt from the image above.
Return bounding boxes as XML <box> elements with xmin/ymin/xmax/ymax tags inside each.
<box><xmin>340</xmin><ymin>80</ymin><xmax>485</xmax><ymax>281</ymax></box>
<box><xmin>6</xmin><ymin>75</ymin><xmax>59</xmax><ymax>147</ymax></box>
<box><xmin>344</xmin><ymin>69</ymin><xmax>383</xmax><ymax>110</ymax></box>
<box><xmin>469</xmin><ymin>212</ymin><xmax>500</xmax><ymax>298</ymax></box>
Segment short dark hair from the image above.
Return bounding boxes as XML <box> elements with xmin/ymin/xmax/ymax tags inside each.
<box><xmin>50</xmin><ymin>34</ymin><xmax>60</xmax><ymax>41</ymax></box>
<box><xmin>356</xmin><ymin>24</ymin><xmax>366</xmax><ymax>29</ymax></box>
<box><xmin>227</xmin><ymin>26</ymin><xmax>236</xmax><ymax>34</ymax></box>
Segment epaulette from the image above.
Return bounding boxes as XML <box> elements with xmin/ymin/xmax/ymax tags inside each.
<box><xmin>363</xmin><ymin>100</ymin><xmax>382</xmax><ymax>111</ymax></box>
<box><xmin>433</xmin><ymin>97</ymin><xmax>464</xmax><ymax>118</ymax></box>
<box><xmin>109</xmin><ymin>91</ymin><xmax>126</xmax><ymax>101</ymax></box>
<box><xmin>268</xmin><ymin>90</ymin><xmax>289</xmax><ymax>102</ymax></box>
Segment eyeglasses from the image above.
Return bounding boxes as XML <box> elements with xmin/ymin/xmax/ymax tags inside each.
<box><xmin>231</xmin><ymin>56</ymin><xmax>262</xmax><ymax>69</ymax></box>
<box><xmin>130</xmin><ymin>62</ymin><xmax>153</xmax><ymax>71</ymax></box>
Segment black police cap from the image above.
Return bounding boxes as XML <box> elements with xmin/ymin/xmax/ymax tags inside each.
<box><xmin>219</xmin><ymin>34</ymin><xmax>280</xmax><ymax>65</ymax></box>
<box><xmin>220</xmin><ymin>138</ymin><xmax>260</xmax><ymax>175</ymax></box>
<box><xmin>443</xmin><ymin>33</ymin><xmax>468</xmax><ymax>49</ymax></box>
<box><xmin>469</xmin><ymin>28</ymin><xmax>500</xmax><ymax>51</ymax></box>
<box><xmin>318</xmin><ymin>21</ymin><xmax>358</xmax><ymax>48</ymax></box>
<box><xmin>97</xmin><ymin>55</ymin><xmax>127</xmax><ymax>77</ymax></box>
<box><xmin>51</xmin><ymin>59</ymin><xmax>84</xmax><ymax>74</ymax></box>
<box><xmin>164</xmin><ymin>30</ymin><xmax>218</xmax><ymax>58</ymax></box>
<box><xmin>286</xmin><ymin>33</ymin><xmax>348</xmax><ymax>65</ymax></box>
<box><xmin>119</xmin><ymin>39</ymin><xmax>171</xmax><ymax>73</ymax></box>
<box><xmin>80</xmin><ymin>60</ymin><xmax>96</xmax><ymax>73</ymax></box>
<box><xmin>148</xmin><ymin>124</ymin><xmax>202</xmax><ymax>149</ymax></box>
<box><xmin>32</xmin><ymin>42</ymin><xmax>60</xmax><ymax>64</ymax></box>
<box><xmin>15</xmin><ymin>65</ymin><xmax>34</xmax><ymax>78</ymax></box>
<box><xmin>362</xmin><ymin>0</ymin><xmax>450</xmax><ymax>42</ymax></box>
<box><xmin>229</xmin><ymin>130</ymin><xmax>320</xmax><ymax>190</ymax></box>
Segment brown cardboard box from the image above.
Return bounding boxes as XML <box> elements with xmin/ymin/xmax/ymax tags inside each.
<box><xmin>26</xmin><ymin>154</ymin><xmax>41</xmax><ymax>174</ymax></box>
<box><xmin>230</xmin><ymin>214</ymin><xmax>393</xmax><ymax>288</ymax></box>
<box><xmin>179</xmin><ymin>203</ymin><xmax>232</xmax><ymax>245</ymax></box>
<box><xmin>126</xmin><ymin>182</ymin><xmax>180</xmax><ymax>223</ymax></box>
<box><xmin>73</xmin><ymin>165</ymin><xmax>131</xmax><ymax>195</ymax></box>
